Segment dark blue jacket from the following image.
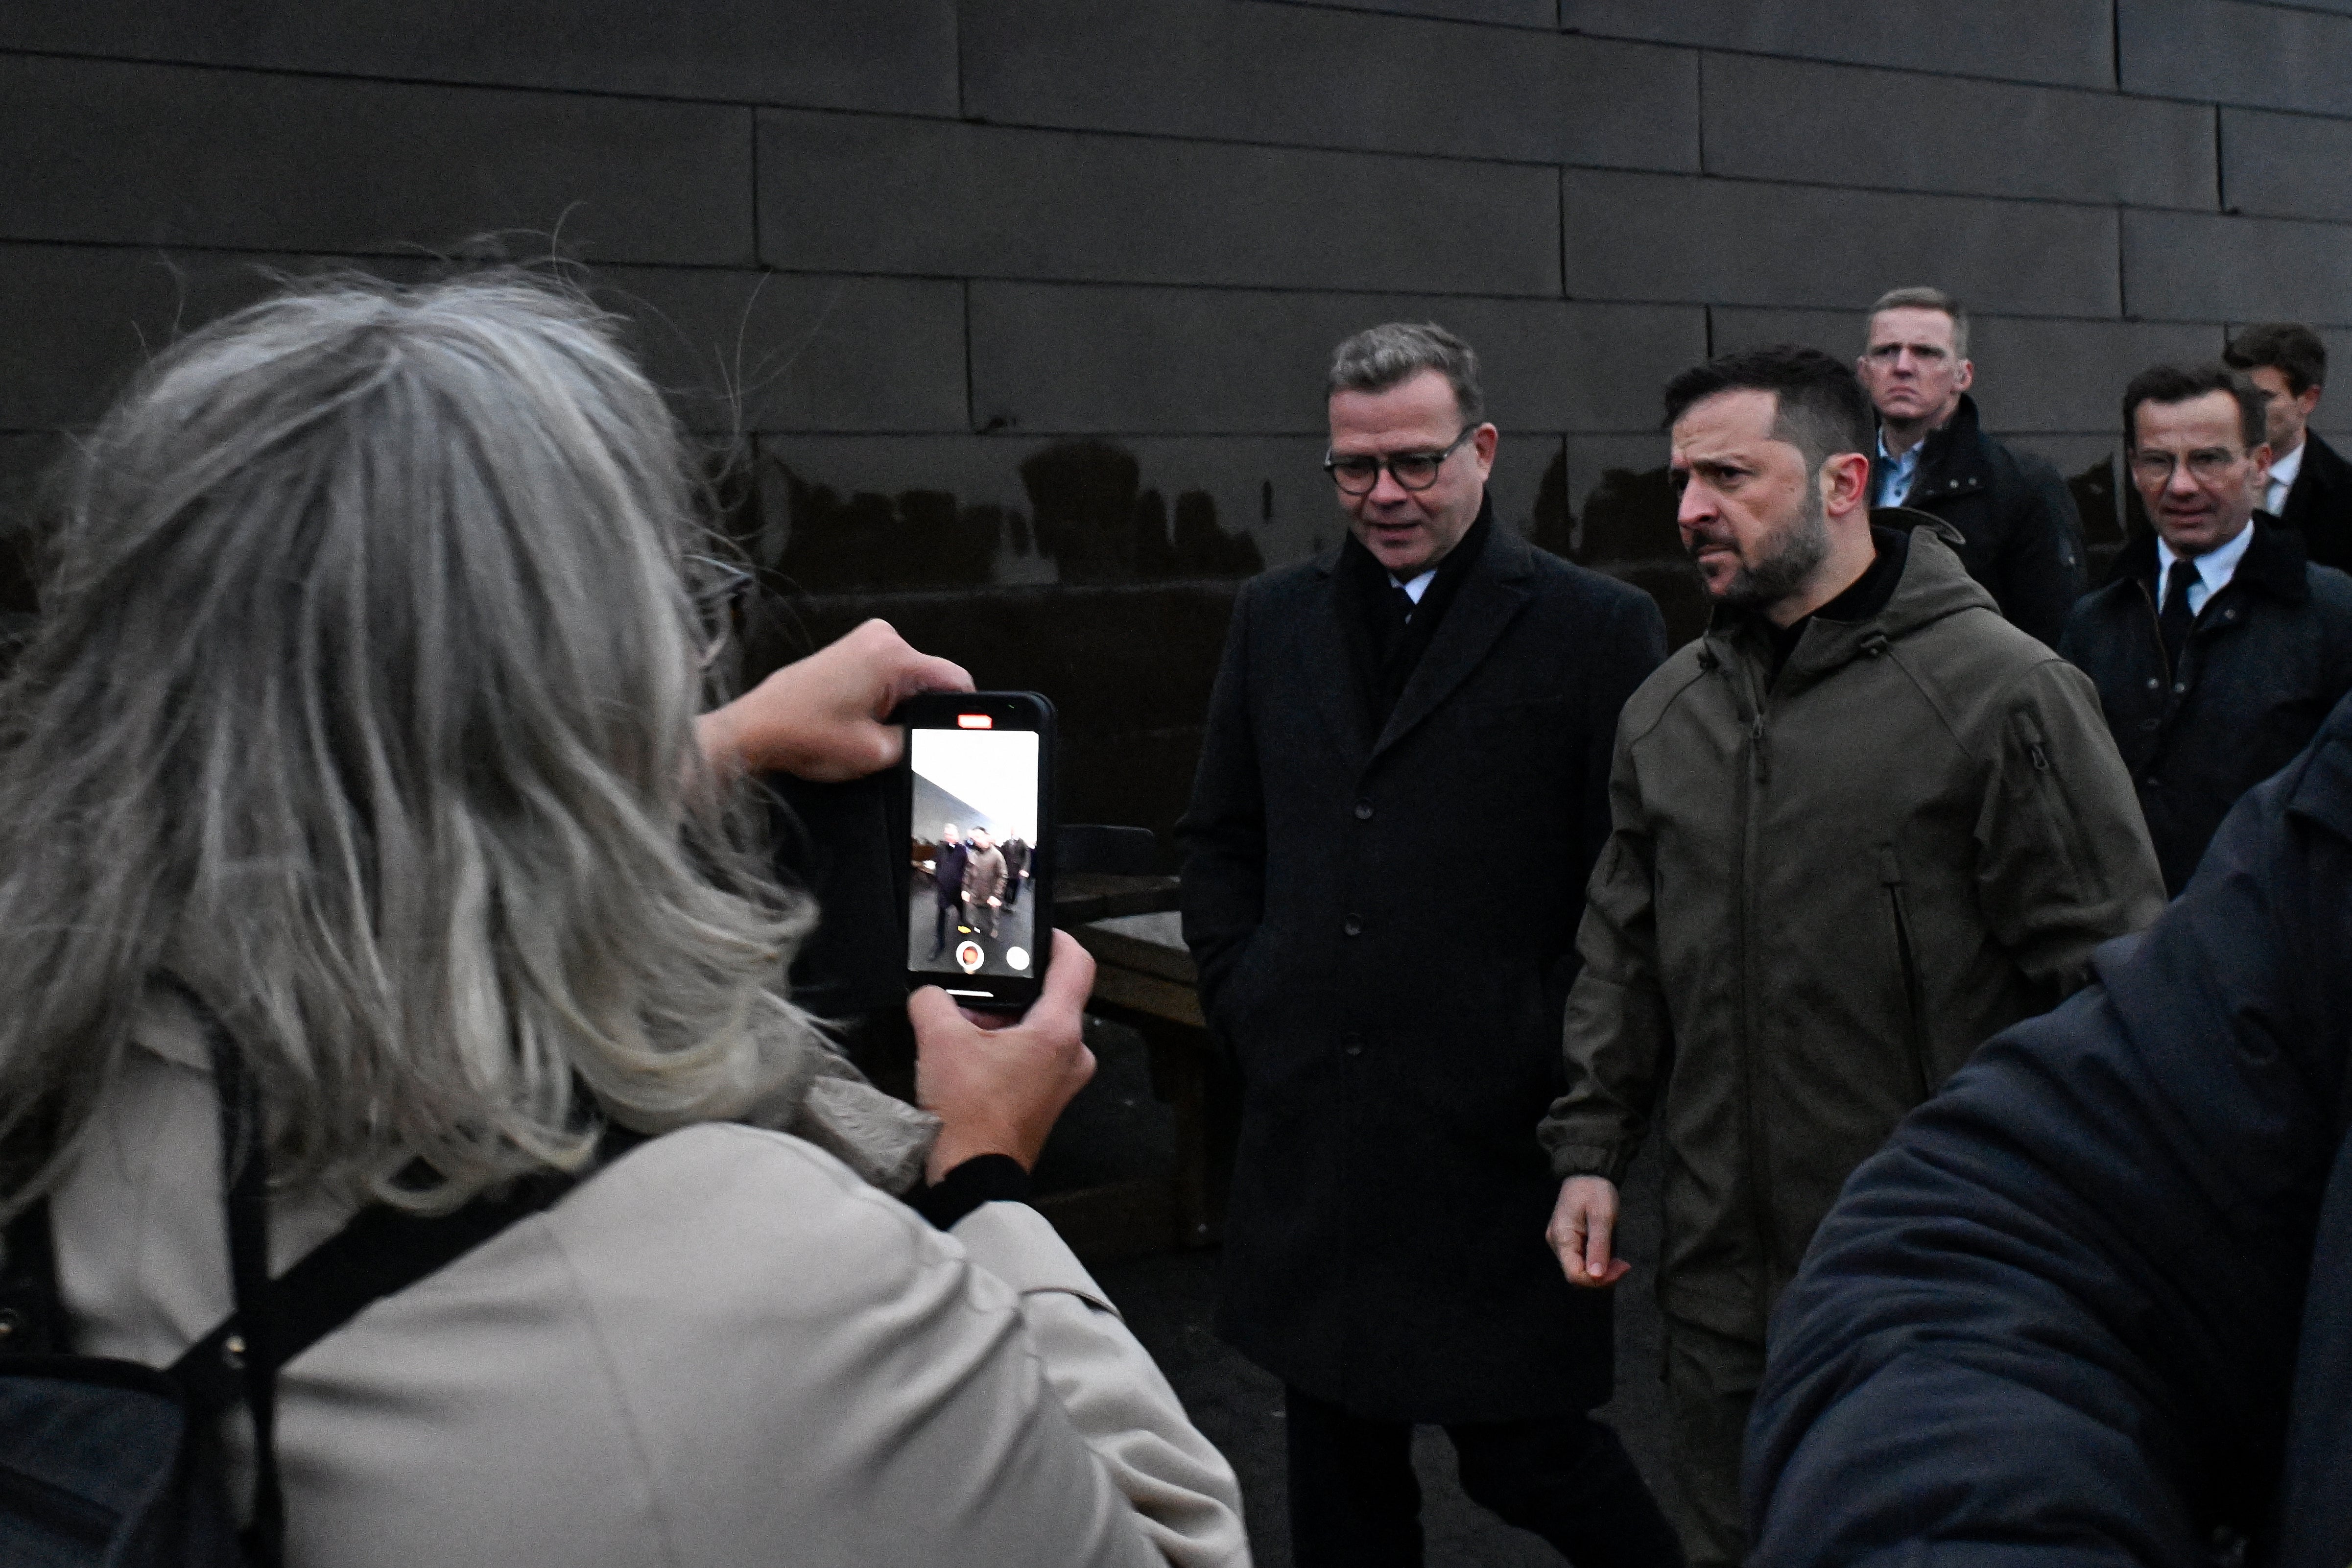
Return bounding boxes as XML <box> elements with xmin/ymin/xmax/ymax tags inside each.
<box><xmin>1747</xmin><ymin>692</ymin><xmax>2352</xmax><ymax>1564</ymax></box>
<box><xmin>2060</xmin><ymin>520</ymin><xmax>2352</xmax><ymax>893</ymax></box>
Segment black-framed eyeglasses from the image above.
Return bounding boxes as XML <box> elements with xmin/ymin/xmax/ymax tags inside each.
<box><xmin>1323</xmin><ymin>427</ymin><xmax>1476</xmax><ymax>496</ymax></box>
<box><xmin>2128</xmin><ymin>448</ymin><xmax>2248</xmax><ymax>486</ymax></box>
<box><xmin>685</xmin><ymin>553</ymin><xmax>757</xmax><ymax>671</ymax></box>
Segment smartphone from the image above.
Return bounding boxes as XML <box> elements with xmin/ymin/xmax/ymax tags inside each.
<box><xmin>899</xmin><ymin>691</ymin><xmax>1055</xmax><ymax>1011</ymax></box>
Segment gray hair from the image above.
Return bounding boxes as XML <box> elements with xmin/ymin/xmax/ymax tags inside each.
<box><xmin>1866</xmin><ymin>286</ymin><xmax>1970</xmax><ymax>358</ymax></box>
<box><xmin>0</xmin><ymin>274</ymin><xmax>832</xmax><ymax>1213</ymax></box>
<box><xmin>1328</xmin><ymin>322</ymin><xmax>1486</xmax><ymax>425</ymax></box>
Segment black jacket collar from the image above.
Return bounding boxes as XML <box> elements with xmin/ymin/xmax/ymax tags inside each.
<box><xmin>2101</xmin><ymin>518</ymin><xmax>2311</xmax><ymax>604</ymax></box>
<box><xmin>1877</xmin><ymin>393</ymin><xmax>1992</xmax><ymax>502</ymax></box>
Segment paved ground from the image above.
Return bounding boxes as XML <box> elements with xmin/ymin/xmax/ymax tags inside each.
<box><xmin>907</xmin><ymin>883</ymin><xmax>1042</xmax><ymax>978</ymax></box>
<box><xmin>1047</xmin><ymin>1017</ymin><xmax>1677</xmax><ymax>1567</ymax></box>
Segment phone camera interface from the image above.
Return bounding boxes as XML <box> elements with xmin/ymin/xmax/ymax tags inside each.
<box><xmin>910</xmin><ymin>725</ymin><xmax>1041</xmax><ymax>984</ymax></box>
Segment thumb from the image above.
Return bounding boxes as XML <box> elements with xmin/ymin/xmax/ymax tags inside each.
<box><xmin>906</xmin><ymin>984</ymin><xmax>966</xmax><ymax>1037</ymax></box>
<box><xmin>1030</xmin><ymin>930</ymin><xmax>1096</xmax><ymax>1015</ymax></box>
<box><xmin>1585</xmin><ymin>1205</ymin><xmax>1616</xmax><ymax>1278</ymax></box>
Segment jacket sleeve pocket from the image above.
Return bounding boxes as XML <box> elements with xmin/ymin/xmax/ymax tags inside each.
<box><xmin>1975</xmin><ymin>661</ymin><xmax>2165</xmax><ymax>999</ymax></box>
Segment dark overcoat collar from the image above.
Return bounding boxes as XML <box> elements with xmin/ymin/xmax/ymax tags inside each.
<box><xmin>1307</xmin><ymin>494</ymin><xmax>1541</xmax><ymax>766</ymax></box>
<box><xmin>2100</xmin><ymin>518</ymin><xmax>2311</xmax><ymax>604</ymax></box>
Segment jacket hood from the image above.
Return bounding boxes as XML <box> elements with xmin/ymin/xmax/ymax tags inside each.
<box><xmin>2097</xmin><ymin>518</ymin><xmax>2312</xmax><ymax>603</ymax></box>
<box><xmin>1702</xmin><ymin>513</ymin><xmax>1995</xmax><ymax>683</ymax></box>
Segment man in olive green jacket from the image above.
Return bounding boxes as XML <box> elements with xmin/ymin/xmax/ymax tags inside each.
<box><xmin>1537</xmin><ymin>346</ymin><xmax>2164</xmax><ymax>1567</ymax></box>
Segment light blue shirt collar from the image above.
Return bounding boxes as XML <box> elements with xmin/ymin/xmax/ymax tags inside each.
<box><xmin>2155</xmin><ymin>522</ymin><xmax>2256</xmax><ymax>619</ymax></box>
<box><xmin>1874</xmin><ymin>429</ymin><xmax>1923</xmax><ymax>508</ymax></box>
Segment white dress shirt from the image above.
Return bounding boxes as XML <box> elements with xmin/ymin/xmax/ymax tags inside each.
<box><xmin>2265</xmin><ymin>439</ymin><xmax>2304</xmax><ymax>517</ymax></box>
<box><xmin>2156</xmin><ymin>522</ymin><xmax>2257</xmax><ymax>619</ymax></box>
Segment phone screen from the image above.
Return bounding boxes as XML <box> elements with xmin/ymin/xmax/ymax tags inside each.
<box><xmin>906</xmin><ymin>719</ymin><xmax>1044</xmax><ymax>999</ymax></box>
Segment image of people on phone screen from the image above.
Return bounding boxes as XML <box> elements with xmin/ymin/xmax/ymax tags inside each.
<box><xmin>908</xmin><ymin>727</ymin><xmax>1039</xmax><ymax>981</ymax></box>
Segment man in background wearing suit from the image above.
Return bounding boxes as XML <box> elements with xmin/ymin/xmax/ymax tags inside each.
<box><xmin>1181</xmin><ymin>323</ymin><xmax>1680</xmax><ymax>1568</ymax></box>
<box><xmin>1855</xmin><ymin>286</ymin><xmax>2086</xmax><ymax>646</ymax></box>
<box><xmin>2226</xmin><ymin>322</ymin><xmax>2352</xmax><ymax>574</ymax></box>
<box><xmin>927</xmin><ymin>822</ymin><xmax>968</xmax><ymax>958</ymax></box>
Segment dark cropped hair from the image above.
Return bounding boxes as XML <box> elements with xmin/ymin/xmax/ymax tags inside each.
<box><xmin>2224</xmin><ymin>322</ymin><xmax>2328</xmax><ymax>396</ymax></box>
<box><xmin>1663</xmin><ymin>344</ymin><xmax>1874</xmax><ymax>472</ymax></box>
<box><xmin>1328</xmin><ymin>322</ymin><xmax>1485</xmax><ymax>426</ymax></box>
<box><xmin>2121</xmin><ymin>363</ymin><xmax>2268</xmax><ymax>451</ymax></box>
<box><xmin>1867</xmin><ymin>286</ymin><xmax>1969</xmax><ymax>358</ymax></box>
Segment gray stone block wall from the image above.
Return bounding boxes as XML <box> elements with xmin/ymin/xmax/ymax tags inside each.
<box><xmin>5</xmin><ymin>0</ymin><xmax>2349</xmax><ymax>851</ymax></box>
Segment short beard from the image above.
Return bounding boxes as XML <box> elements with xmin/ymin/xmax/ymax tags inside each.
<box><xmin>1697</xmin><ymin>484</ymin><xmax>1832</xmax><ymax>611</ymax></box>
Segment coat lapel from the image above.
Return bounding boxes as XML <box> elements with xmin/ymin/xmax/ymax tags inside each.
<box><xmin>1368</xmin><ymin>528</ymin><xmax>1537</xmax><ymax>763</ymax></box>
<box><xmin>1302</xmin><ymin>548</ymin><xmax>1373</xmax><ymax>760</ymax></box>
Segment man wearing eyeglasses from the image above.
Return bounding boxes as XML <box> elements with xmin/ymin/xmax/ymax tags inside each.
<box><xmin>1856</xmin><ymin>287</ymin><xmax>2086</xmax><ymax>648</ymax></box>
<box><xmin>1181</xmin><ymin>323</ymin><xmax>1679</xmax><ymax>1566</ymax></box>
<box><xmin>2060</xmin><ymin>364</ymin><xmax>2352</xmax><ymax>893</ymax></box>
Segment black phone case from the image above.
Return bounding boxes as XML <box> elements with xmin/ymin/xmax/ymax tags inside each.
<box><xmin>894</xmin><ymin>691</ymin><xmax>1056</xmax><ymax>1010</ymax></box>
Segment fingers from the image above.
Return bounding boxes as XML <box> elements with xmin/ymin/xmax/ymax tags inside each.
<box><xmin>835</xmin><ymin>719</ymin><xmax>905</xmax><ymax>779</ymax></box>
<box><xmin>1548</xmin><ymin>1177</ymin><xmax>1627</xmax><ymax>1290</ymax></box>
<box><xmin>897</xmin><ymin>650</ymin><xmax>974</xmax><ymax>699</ymax></box>
<box><xmin>909</xmin><ymin>932</ymin><xmax>1099</xmax><ymax>1177</ymax></box>
<box><xmin>848</xmin><ymin>618</ymin><xmax>974</xmax><ymax>710</ymax></box>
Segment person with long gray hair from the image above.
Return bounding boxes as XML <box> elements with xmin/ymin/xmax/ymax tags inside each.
<box><xmin>0</xmin><ymin>274</ymin><xmax>1245</xmax><ymax>1566</ymax></box>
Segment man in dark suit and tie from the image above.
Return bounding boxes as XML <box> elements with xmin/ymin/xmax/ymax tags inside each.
<box><xmin>1180</xmin><ymin>323</ymin><xmax>1680</xmax><ymax>1567</ymax></box>
<box><xmin>2225</xmin><ymin>322</ymin><xmax>2352</xmax><ymax>574</ymax></box>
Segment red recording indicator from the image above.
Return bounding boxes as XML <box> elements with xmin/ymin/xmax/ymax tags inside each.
<box><xmin>957</xmin><ymin>713</ymin><xmax>994</xmax><ymax>729</ymax></box>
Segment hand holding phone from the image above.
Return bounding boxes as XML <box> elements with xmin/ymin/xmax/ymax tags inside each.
<box><xmin>909</xmin><ymin>930</ymin><xmax>1096</xmax><ymax>1181</ymax></box>
<box><xmin>700</xmin><ymin>618</ymin><xmax>972</xmax><ymax>781</ymax></box>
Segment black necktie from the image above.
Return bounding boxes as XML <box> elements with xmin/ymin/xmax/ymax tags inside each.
<box><xmin>2158</xmin><ymin>561</ymin><xmax>2196</xmax><ymax>673</ymax></box>
<box><xmin>1390</xmin><ymin>583</ymin><xmax>1416</xmax><ymax>628</ymax></box>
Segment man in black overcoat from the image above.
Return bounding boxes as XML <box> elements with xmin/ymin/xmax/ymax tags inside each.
<box><xmin>2061</xmin><ymin>363</ymin><xmax>2352</xmax><ymax>894</ymax></box>
<box><xmin>927</xmin><ymin>822</ymin><xmax>968</xmax><ymax>957</ymax></box>
<box><xmin>1856</xmin><ymin>286</ymin><xmax>2087</xmax><ymax>647</ymax></box>
<box><xmin>2226</xmin><ymin>321</ymin><xmax>2352</xmax><ymax>575</ymax></box>
<box><xmin>1180</xmin><ymin>323</ymin><xmax>1679</xmax><ymax>1568</ymax></box>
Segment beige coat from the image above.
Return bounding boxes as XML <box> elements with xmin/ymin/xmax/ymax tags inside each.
<box><xmin>51</xmin><ymin>1001</ymin><xmax>1251</xmax><ymax>1567</ymax></box>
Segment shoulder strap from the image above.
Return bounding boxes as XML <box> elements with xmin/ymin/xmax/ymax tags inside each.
<box><xmin>0</xmin><ymin>1197</ymin><xmax>66</xmax><ymax>1356</ymax></box>
<box><xmin>161</xmin><ymin>984</ymin><xmax>647</xmax><ymax>1568</ymax></box>
<box><xmin>174</xmin><ymin>981</ymin><xmax>289</xmax><ymax>1568</ymax></box>
<box><xmin>167</xmin><ymin>1154</ymin><xmax>618</xmax><ymax>1406</ymax></box>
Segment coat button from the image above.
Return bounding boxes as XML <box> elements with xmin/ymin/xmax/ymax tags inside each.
<box><xmin>2173</xmin><ymin>681</ymin><xmax>2187</xmax><ymax>694</ymax></box>
<box><xmin>1354</xmin><ymin>800</ymin><xmax>1374</xmax><ymax>820</ymax></box>
<box><xmin>2145</xmin><ymin>777</ymin><xmax>2162</xmax><ymax>789</ymax></box>
<box><xmin>2140</xmin><ymin>718</ymin><xmax>2160</xmax><ymax>732</ymax></box>
<box><xmin>1343</xmin><ymin>915</ymin><xmax>1363</xmax><ymax>937</ymax></box>
<box><xmin>2144</xmin><ymin>677</ymin><xmax>2160</xmax><ymax>690</ymax></box>
<box><xmin>1343</xmin><ymin>1034</ymin><xmax>1365</xmax><ymax>1058</ymax></box>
